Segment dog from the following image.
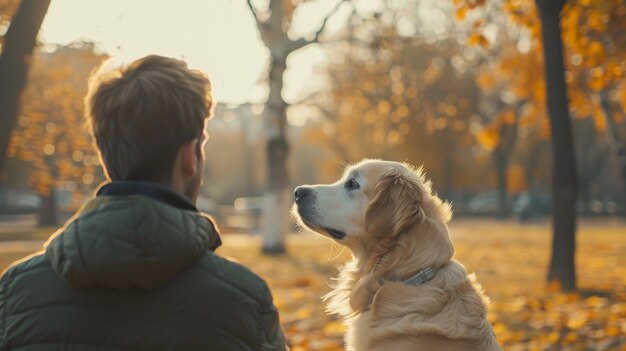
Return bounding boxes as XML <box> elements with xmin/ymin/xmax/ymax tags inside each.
<box><xmin>292</xmin><ymin>159</ymin><xmax>503</xmax><ymax>351</ymax></box>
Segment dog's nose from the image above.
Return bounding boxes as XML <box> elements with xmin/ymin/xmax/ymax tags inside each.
<box><xmin>294</xmin><ymin>186</ymin><xmax>313</xmax><ymax>203</ymax></box>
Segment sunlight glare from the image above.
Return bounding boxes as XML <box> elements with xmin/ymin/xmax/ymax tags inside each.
<box><xmin>39</xmin><ymin>0</ymin><xmax>346</xmax><ymax>104</ymax></box>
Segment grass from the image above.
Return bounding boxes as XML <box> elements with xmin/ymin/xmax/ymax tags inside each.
<box><xmin>1</xmin><ymin>219</ymin><xmax>625</xmax><ymax>350</ymax></box>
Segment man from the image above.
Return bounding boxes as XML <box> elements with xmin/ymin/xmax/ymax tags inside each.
<box><xmin>0</xmin><ymin>55</ymin><xmax>287</xmax><ymax>351</ymax></box>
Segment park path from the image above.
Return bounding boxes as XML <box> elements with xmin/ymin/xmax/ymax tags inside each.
<box><xmin>0</xmin><ymin>214</ymin><xmax>38</xmax><ymax>234</ymax></box>
<box><xmin>1</xmin><ymin>218</ymin><xmax>624</xmax><ymax>255</ymax></box>
<box><xmin>0</xmin><ymin>233</ymin><xmax>321</xmax><ymax>255</ymax></box>
<box><xmin>0</xmin><ymin>240</ymin><xmax>45</xmax><ymax>254</ymax></box>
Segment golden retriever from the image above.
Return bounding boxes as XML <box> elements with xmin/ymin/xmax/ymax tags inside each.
<box><xmin>291</xmin><ymin>159</ymin><xmax>503</xmax><ymax>351</ymax></box>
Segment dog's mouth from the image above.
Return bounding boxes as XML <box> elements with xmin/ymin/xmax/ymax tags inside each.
<box><xmin>296</xmin><ymin>208</ymin><xmax>346</xmax><ymax>240</ymax></box>
<box><xmin>303</xmin><ymin>220</ymin><xmax>346</xmax><ymax>240</ymax></box>
<box><xmin>324</xmin><ymin>228</ymin><xmax>346</xmax><ymax>240</ymax></box>
<box><xmin>292</xmin><ymin>204</ymin><xmax>346</xmax><ymax>240</ymax></box>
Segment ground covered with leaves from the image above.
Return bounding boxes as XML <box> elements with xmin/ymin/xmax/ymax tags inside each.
<box><xmin>218</xmin><ymin>220</ymin><xmax>626</xmax><ymax>351</ymax></box>
<box><xmin>1</xmin><ymin>219</ymin><xmax>624</xmax><ymax>350</ymax></box>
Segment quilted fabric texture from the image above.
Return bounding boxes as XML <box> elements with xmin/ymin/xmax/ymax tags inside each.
<box><xmin>0</xmin><ymin>194</ymin><xmax>286</xmax><ymax>351</ymax></box>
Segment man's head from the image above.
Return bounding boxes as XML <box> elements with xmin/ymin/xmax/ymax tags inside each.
<box><xmin>85</xmin><ymin>55</ymin><xmax>213</xmax><ymax>202</ymax></box>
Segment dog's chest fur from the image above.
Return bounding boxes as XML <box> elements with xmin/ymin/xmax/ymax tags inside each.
<box><xmin>345</xmin><ymin>311</ymin><xmax>373</xmax><ymax>351</ymax></box>
<box><xmin>346</xmin><ymin>306</ymin><xmax>502</xmax><ymax>351</ymax></box>
<box><xmin>336</xmin><ymin>261</ymin><xmax>503</xmax><ymax>351</ymax></box>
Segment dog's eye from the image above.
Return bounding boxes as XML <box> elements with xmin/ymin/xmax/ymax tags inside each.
<box><xmin>345</xmin><ymin>178</ymin><xmax>360</xmax><ymax>190</ymax></box>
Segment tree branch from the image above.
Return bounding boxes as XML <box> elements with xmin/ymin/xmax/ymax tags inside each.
<box><xmin>245</xmin><ymin>0</ymin><xmax>264</xmax><ymax>24</ymax></box>
<box><xmin>288</xmin><ymin>0</ymin><xmax>350</xmax><ymax>52</ymax></box>
<box><xmin>287</xmin><ymin>90</ymin><xmax>324</xmax><ymax>106</ymax></box>
<box><xmin>246</xmin><ymin>0</ymin><xmax>271</xmax><ymax>42</ymax></box>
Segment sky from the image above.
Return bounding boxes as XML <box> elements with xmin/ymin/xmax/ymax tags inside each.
<box><xmin>40</xmin><ymin>0</ymin><xmax>352</xmax><ymax>105</ymax></box>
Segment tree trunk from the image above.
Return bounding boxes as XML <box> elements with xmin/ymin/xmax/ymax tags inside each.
<box><xmin>599</xmin><ymin>91</ymin><xmax>626</xmax><ymax>196</ymax></box>
<box><xmin>261</xmin><ymin>57</ymin><xmax>289</xmax><ymax>254</ymax></box>
<box><xmin>241</xmin><ymin>111</ymin><xmax>255</xmax><ymax>196</ymax></box>
<box><xmin>536</xmin><ymin>0</ymin><xmax>578</xmax><ymax>291</ymax></box>
<box><xmin>575</xmin><ymin>118</ymin><xmax>608</xmax><ymax>217</ymax></box>
<box><xmin>246</xmin><ymin>0</ymin><xmax>346</xmax><ymax>254</ymax></box>
<box><xmin>38</xmin><ymin>187</ymin><xmax>58</xmax><ymax>226</ymax></box>
<box><xmin>524</xmin><ymin>141</ymin><xmax>540</xmax><ymax>189</ymax></box>
<box><xmin>439</xmin><ymin>129</ymin><xmax>454</xmax><ymax>201</ymax></box>
<box><xmin>494</xmin><ymin>149</ymin><xmax>509</xmax><ymax>218</ymax></box>
<box><xmin>578</xmin><ymin>172</ymin><xmax>591</xmax><ymax>217</ymax></box>
<box><xmin>575</xmin><ymin>119</ymin><xmax>592</xmax><ymax>217</ymax></box>
<box><xmin>0</xmin><ymin>0</ymin><xmax>51</xmax><ymax>179</ymax></box>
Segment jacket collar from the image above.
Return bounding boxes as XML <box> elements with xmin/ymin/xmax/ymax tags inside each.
<box><xmin>96</xmin><ymin>181</ymin><xmax>197</xmax><ymax>212</ymax></box>
<box><xmin>46</xmin><ymin>188</ymin><xmax>222</xmax><ymax>290</ymax></box>
<box><xmin>95</xmin><ymin>181</ymin><xmax>222</xmax><ymax>252</ymax></box>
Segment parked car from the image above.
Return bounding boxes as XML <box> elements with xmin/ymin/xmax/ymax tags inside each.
<box><xmin>513</xmin><ymin>190</ymin><xmax>624</xmax><ymax>220</ymax></box>
<box><xmin>466</xmin><ymin>190</ymin><xmax>500</xmax><ymax>216</ymax></box>
<box><xmin>0</xmin><ymin>190</ymin><xmax>40</xmax><ymax>215</ymax></box>
<box><xmin>512</xmin><ymin>190</ymin><xmax>552</xmax><ymax>221</ymax></box>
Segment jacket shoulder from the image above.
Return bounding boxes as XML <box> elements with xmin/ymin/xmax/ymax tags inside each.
<box><xmin>1</xmin><ymin>251</ymin><xmax>49</xmax><ymax>280</ymax></box>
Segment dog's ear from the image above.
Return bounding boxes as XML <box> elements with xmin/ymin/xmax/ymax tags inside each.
<box><xmin>365</xmin><ymin>168</ymin><xmax>426</xmax><ymax>237</ymax></box>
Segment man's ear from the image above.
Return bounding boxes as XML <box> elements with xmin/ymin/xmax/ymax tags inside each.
<box><xmin>179</xmin><ymin>139</ymin><xmax>199</xmax><ymax>177</ymax></box>
<box><xmin>364</xmin><ymin>168</ymin><xmax>425</xmax><ymax>237</ymax></box>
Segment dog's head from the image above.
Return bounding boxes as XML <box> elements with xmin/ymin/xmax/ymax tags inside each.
<box><xmin>292</xmin><ymin>159</ymin><xmax>453</xmax><ymax>263</ymax></box>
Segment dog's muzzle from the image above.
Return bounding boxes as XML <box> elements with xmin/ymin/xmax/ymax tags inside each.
<box><xmin>293</xmin><ymin>186</ymin><xmax>346</xmax><ymax>240</ymax></box>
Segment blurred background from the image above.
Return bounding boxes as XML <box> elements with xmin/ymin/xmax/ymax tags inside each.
<box><xmin>1</xmin><ymin>0</ymin><xmax>625</xmax><ymax>349</ymax></box>
<box><xmin>1</xmin><ymin>0</ymin><xmax>625</xmax><ymax>229</ymax></box>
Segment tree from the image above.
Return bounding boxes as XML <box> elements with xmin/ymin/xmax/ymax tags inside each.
<box><xmin>561</xmin><ymin>0</ymin><xmax>626</xmax><ymax>212</ymax></box>
<box><xmin>312</xmin><ymin>12</ymin><xmax>494</xmax><ymax>201</ymax></box>
<box><xmin>317</xmin><ymin>1</ymin><xmax>536</xmax><ymax>216</ymax></box>
<box><xmin>245</xmin><ymin>0</ymin><xmax>350</xmax><ymax>254</ymax></box>
<box><xmin>0</xmin><ymin>0</ymin><xmax>50</xmax><ymax>179</ymax></box>
<box><xmin>8</xmin><ymin>43</ymin><xmax>107</xmax><ymax>225</ymax></box>
<box><xmin>456</xmin><ymin>0</ymin><xmax>626</xmax><ymax>290</ymax></box>
<box><xmin>536</xmin><ymin>0</ymin><xmax>578</xmax><ymax>291</ymax></box>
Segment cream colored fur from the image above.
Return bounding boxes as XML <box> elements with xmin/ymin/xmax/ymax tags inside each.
<box><xmin>292</xmin><ymin>159</ymin><xmax>503</xmax><ymax>351</ymax></box>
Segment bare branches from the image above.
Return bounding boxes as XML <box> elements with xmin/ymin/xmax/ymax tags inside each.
<box><xmin>288</xmin><ymin>0</ymin><xmax>350</xmax><ymax>52</ymax></box>
<box><xmin>287</xmin><ymin>90</ymin><xmax>323</xmax><ymax>106</ymax></box>
<box><xmin>246</xmin><ymin>0</ymin><xmax>273</xmax><ymax>43</ymax></box>
<box><xmin>245</xmin><ymin>0</ymin><xmax>264</xmax><ymax>24</ymax></box>
<box><xmin>312</xmin><ymin>0</ymin><xmax>347</xmax><ymax>42</ymax></box>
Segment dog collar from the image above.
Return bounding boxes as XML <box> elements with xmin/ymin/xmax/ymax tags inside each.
<box><xmin>404</xmin><ymin>267</ymin><xmax>436</xmax><ymax>286</ymax></box>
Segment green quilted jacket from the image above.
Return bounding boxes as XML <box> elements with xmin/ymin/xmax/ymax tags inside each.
<box><xmin>0</xmin><ymin>182</ymin><xmax>287</xmax><ymax>351</ymax></box>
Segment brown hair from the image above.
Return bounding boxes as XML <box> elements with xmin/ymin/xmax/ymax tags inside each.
<box><xmin>85</xmin><ymin>55</ymin><xmax>213</xmax><ymax>182</ymax></box>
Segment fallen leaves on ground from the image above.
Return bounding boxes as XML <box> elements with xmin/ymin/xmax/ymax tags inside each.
<box><xmin>218</xmin><ymin>220</ymin><xmax>626</xmax><ymax>351</ymax></box>
<box><xmin>1</xmin><ymin>220</ymin><xmax>624</xmax><ymax>350</ymax></box>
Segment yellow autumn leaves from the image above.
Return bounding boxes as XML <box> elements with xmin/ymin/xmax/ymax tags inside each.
<box><xmin>460</xmin><ymin>0</ymin><xmax>626</xmax><ymax>147</ymax></box>
<box><xmin>216</xmin><ymin>222</ymin><xmax>626</xmax><ymax>351</ymax></box>
<box><xmin>8</xmin><ymin>44</ymin><xmax>106</xmax><ymax>196</ymax></box>
<box><xmin>0</xmin><ymin>221</ymin><xmax>623</xmax><ymax>350</ymax></box>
